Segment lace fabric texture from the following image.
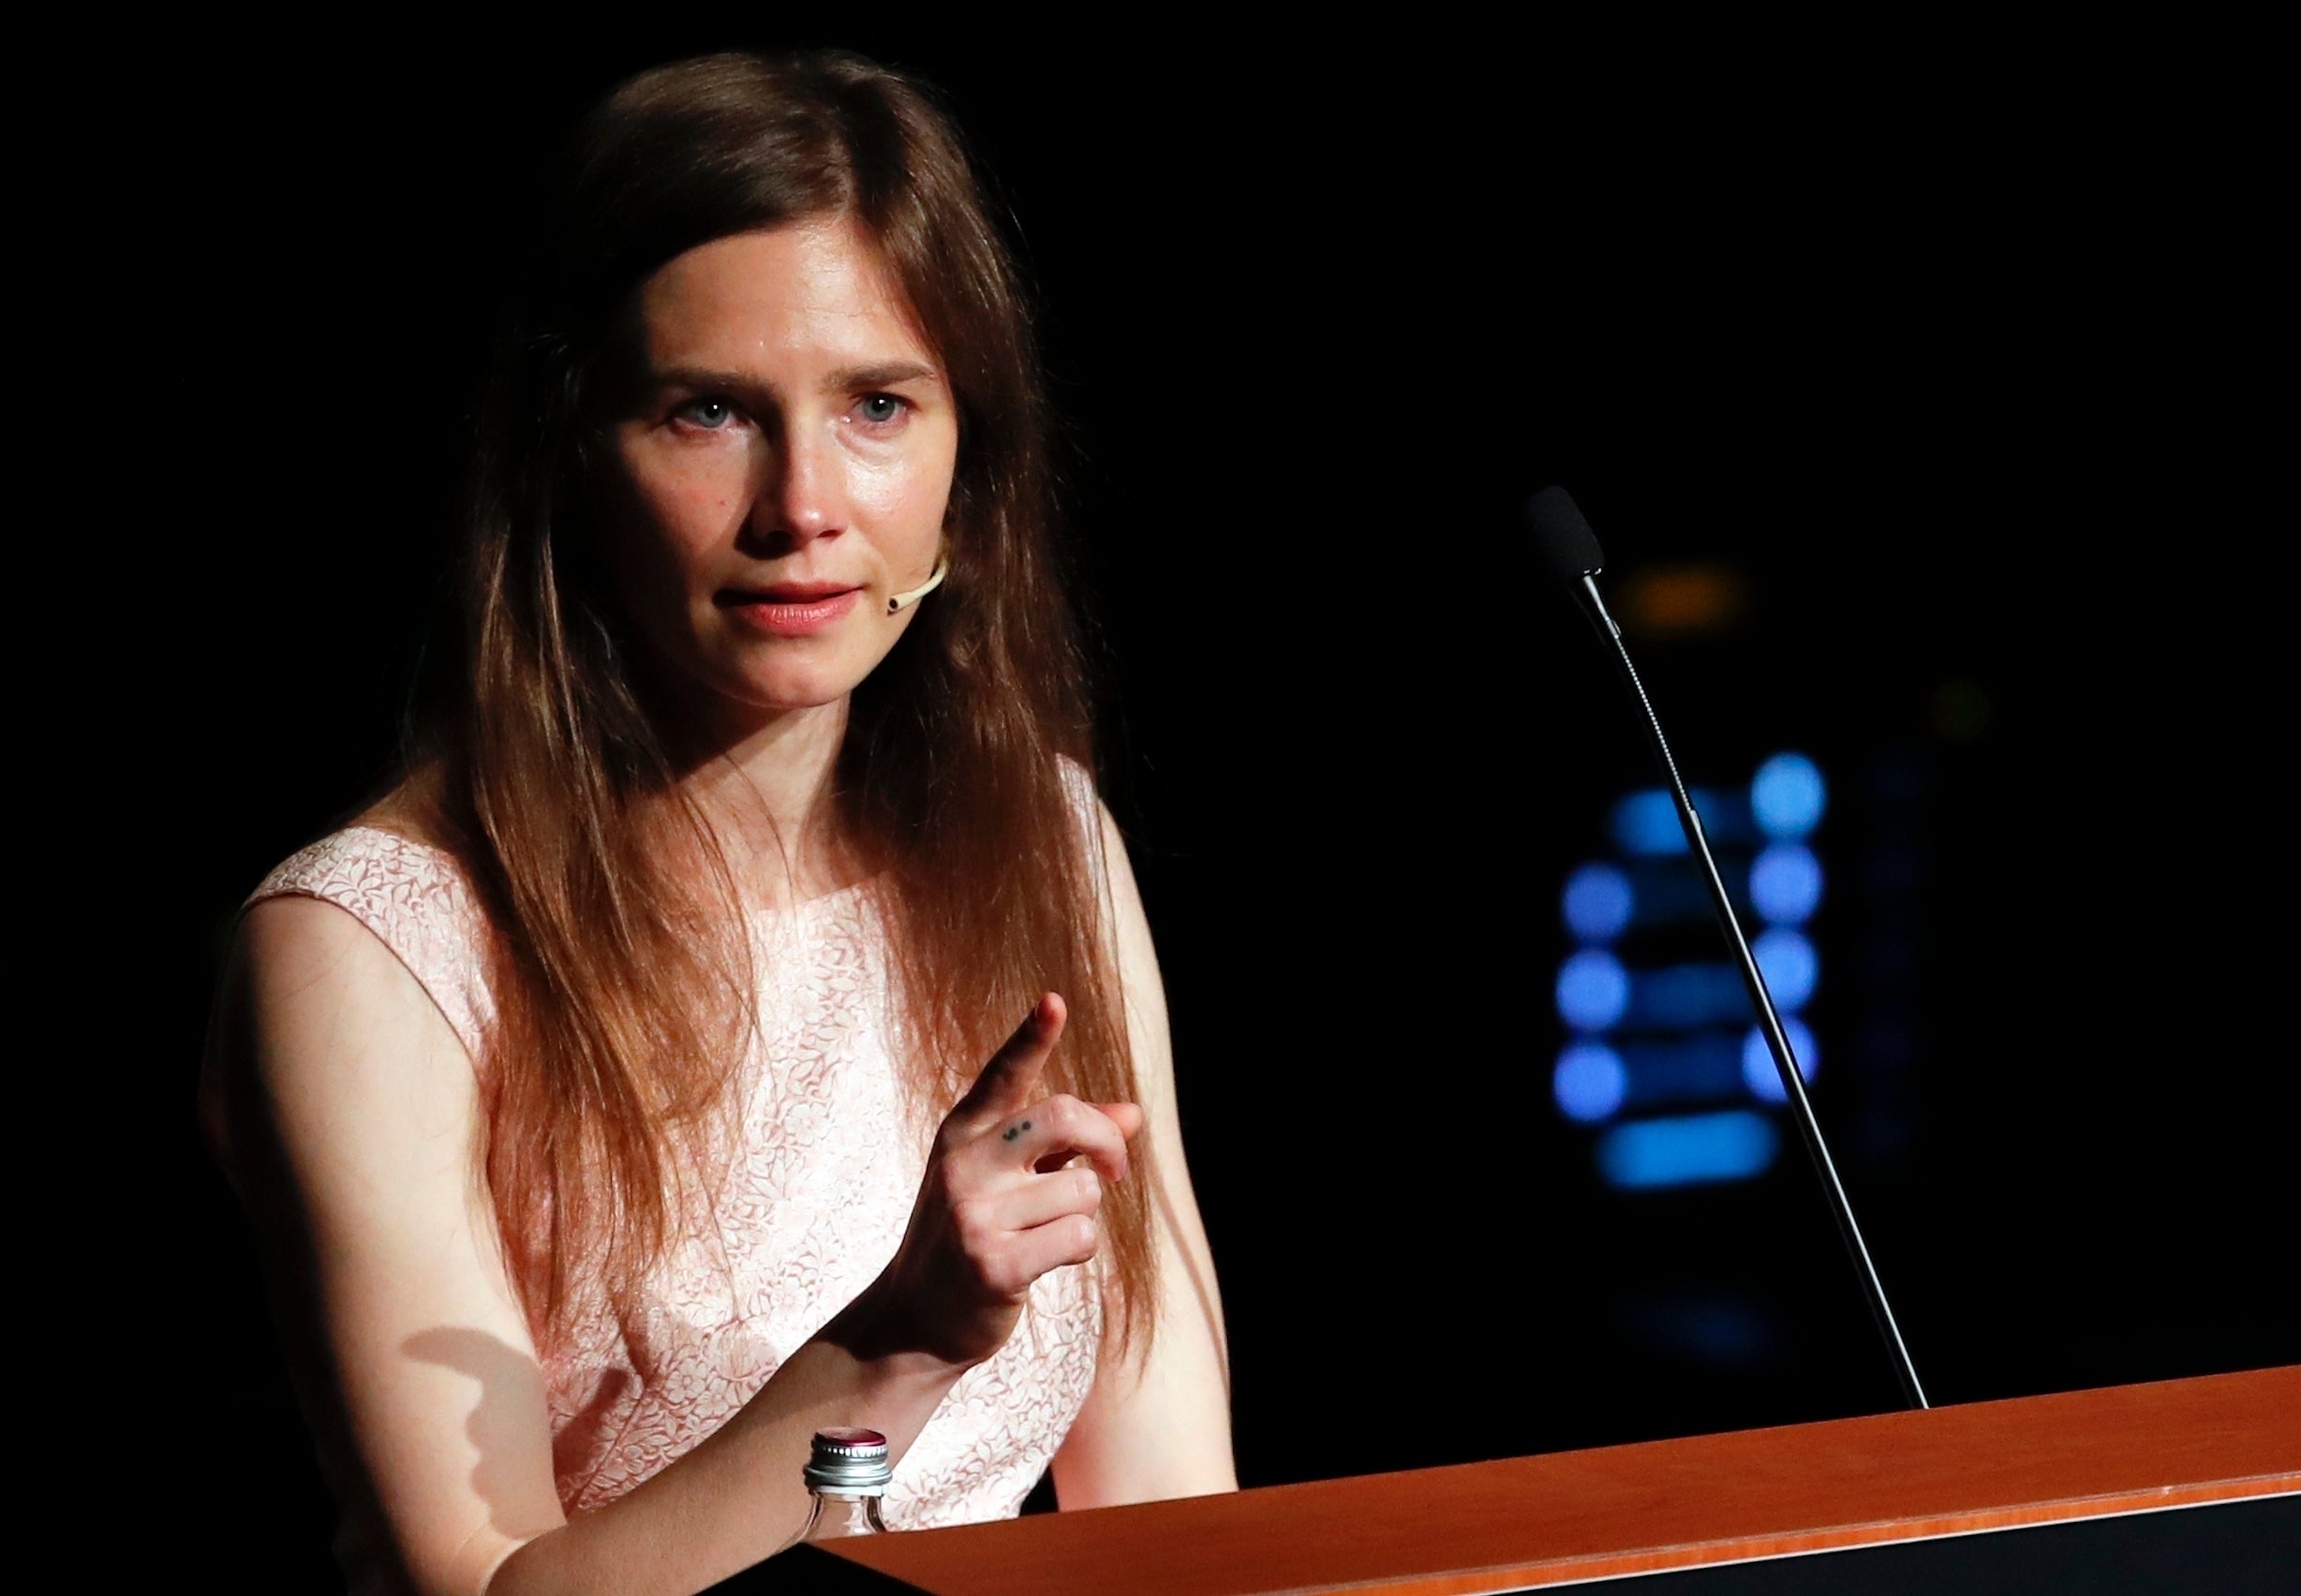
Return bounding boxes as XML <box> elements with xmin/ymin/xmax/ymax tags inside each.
<box><xmin>252</xmin><ymin>827</ymin><xmax>1100</xmax><ymax>1530</ymax></box>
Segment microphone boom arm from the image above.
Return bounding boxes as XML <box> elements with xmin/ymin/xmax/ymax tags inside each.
<box><xmin>1569</xmin><ymin>569</ymin><xmax>1930</xmax><ymax>1412</ymax></box>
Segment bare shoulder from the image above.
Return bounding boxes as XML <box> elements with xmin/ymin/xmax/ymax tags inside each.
<box><xmin>203</xmin><ymin>890</ymin><xmax>504</xmax><ymax>1312</ymax></box>
<box><xmin>205</xmin><ymin>893</ymin><xmax>486</xmax><ymax>1214</ymax></box>
<box><xmin>205</xmin><ymin>898</ymin><xmax>560</xmax><ymax>1592</ymax></box>
<box><xmin>204</xmin><ymin>782</ymin><xmax>497</xmax><ymax>1252</ymax></box>
<box><xmin>230</xmin><ymin>892</ymin><xmax>470</xmax><ymax>1066</ymax></box>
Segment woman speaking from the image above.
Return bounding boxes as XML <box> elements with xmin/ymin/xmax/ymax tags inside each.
<box><xmin>204</xmin><ymin>50</ymin><xmax>1235</xmax><ymax>1596</ymax></box>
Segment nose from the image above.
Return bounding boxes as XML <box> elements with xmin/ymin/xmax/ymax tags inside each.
<box><xmin>742</xmin><ymin>424</ymin><xmax>846</xmax><ymax>554</ymax></box>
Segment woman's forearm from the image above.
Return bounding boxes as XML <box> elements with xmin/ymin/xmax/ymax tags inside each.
<box><xmin>485</xmin><ymin>1332</ymin><xmax>962</xmax><ymax>1596</ymax></box>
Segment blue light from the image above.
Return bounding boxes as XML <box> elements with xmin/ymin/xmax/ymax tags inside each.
<box><xmin>1753</xmin><ymin>928</ymin><xmax>1818</xmax><ymax>1009</ymax></box>
<box><xmin>1751</xmin><ymin>753</ymin><xmax>1827</xmax><ymax>838</ymax></box>
<box><xmin>1611</xmin><ymin>790</ymin><xmax>1687</xmax><ymax>855</ymax></box>
<box><xmin>1743</xmin><ymin>1017</ymin><xmax>1819</xmax><ymax>1102</ymax></box>
<box><xmin>1553</xmin><ymin>1042</ymin><xmax>1628</xmax><ymax>1123</ymax></box>
<box><xmin>1626</xmin><ymin>962</ymin><xmax>1750</xmax><ymax>1028</ymax></box>
<box><xmin>1597</xmin><ymin>1111</ymin><xmax>1781</xmax><ymax>1189</ymax></box>
<box><xmin>1556</xmin><ymin>949</ymin><xmax>1630</xmax><ymax>1030</ymax></box>
<box><xmin>1563</xmin><ymin>863</ymin><xmax>1635</xmax><ymax>942</ymax></box>
<box><xmin>1749</xmin><ymin>844</ymin><xmax>1824</xmax><ymax>924</ymax></box>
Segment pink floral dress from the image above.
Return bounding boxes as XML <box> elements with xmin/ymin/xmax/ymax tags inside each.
<box><xmin>253</xmin><ymin>827</ymin><xmax>1101</xmax><ymax>1532</ymax></box>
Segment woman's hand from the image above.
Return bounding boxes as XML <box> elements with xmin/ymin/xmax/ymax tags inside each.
<box><xmin>829</xmin><ymin>993</ymin><xmax>1142</xmax><ymax>1370</ymax></box>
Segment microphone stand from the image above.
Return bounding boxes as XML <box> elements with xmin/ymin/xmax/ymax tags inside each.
<box><xmin>1565</xmin><ymin>566</ymin><xmax>1929</xmax><ymax>1412</ymax></box>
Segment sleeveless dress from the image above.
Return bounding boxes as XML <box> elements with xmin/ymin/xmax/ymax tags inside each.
<box><xmin>250</xmin><ymin>827</ymin><xmax>1102</xmax><ymax>1536</ymax></box>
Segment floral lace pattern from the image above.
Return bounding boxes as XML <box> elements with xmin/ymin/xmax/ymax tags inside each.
<box><xmin>253</xmin><ymin>827</ymin><xmax>1100</xmax><ymax>1529</ymax></box>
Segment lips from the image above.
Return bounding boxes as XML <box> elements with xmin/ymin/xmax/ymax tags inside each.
<box><xmin>721</xmin><ymin>582</ymin><xmax>856</xmax><ymax>604</ymax></box>
<box><xmin>718</xmin><ymin>583</ymin><xmax>863</xmax><ymax>636</ymax></box>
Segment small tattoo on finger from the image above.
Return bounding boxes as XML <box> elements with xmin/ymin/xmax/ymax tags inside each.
<box><xmin>1002</xmin><ymin>1119</ymin><xmax>1032</xmax><ymax>1143</ymax></box>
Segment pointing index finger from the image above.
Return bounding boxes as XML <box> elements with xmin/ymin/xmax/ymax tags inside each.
<box><xmin>951</xmin><ymin>993</ymin><xmax>1066</xmax><ymax>1130</ymax></box>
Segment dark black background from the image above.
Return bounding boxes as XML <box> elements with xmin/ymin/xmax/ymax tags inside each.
<box><xmin>82</xmin><ymin>22</ymin><xmax>2287</xmax><ymax>1586</ymax></box>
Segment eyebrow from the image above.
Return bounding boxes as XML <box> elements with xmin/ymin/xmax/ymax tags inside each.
<box><xmin>831</xmin><ymin>361</ymin><xmax>941</xmax><ymax>391</ymax></box>
<box><xmin>652</xmin><ymin>361</ymin><xmax>942</xmax><ymax>396</ymax></box>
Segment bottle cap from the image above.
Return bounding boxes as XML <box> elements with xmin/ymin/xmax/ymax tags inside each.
<box><xmin>805</xmin><ymin>1427</ymin><xmax>893</xmax><ymax>1496</ymax></box>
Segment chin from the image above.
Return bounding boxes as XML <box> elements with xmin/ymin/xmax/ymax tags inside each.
<box><xmin>687</xmin><ymin>642</ymin><xmax>869</xmax><ymax>713</ymax></box>
<box><xmin>732</xmin><ymin>673</ymin><xmax>862</xmax><ymax>716</ymax></box>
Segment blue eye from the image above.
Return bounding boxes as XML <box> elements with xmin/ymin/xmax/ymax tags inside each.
<box><xmin>856</xmin><ymin>394</ymin><xmax>905</xmax><ymax>424</ymax></box>
<box><xmin>679</xmin><ymin>398</ymin><xmax>736</xmax><ymax>429</ymax></box>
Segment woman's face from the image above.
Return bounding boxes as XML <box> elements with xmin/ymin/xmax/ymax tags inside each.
<box><xmin>599</xmin><ymin>219</ymin><xmax>958</xmax><ymax>728</ymax></box>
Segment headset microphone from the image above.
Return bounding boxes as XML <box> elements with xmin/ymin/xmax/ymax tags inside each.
<box><xmin>887</xmin><ymin>555</ymin><xmax>950</xmax><ymax>614</ymax></box>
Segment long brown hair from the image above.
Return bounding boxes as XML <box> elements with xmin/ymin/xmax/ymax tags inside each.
<box><xmin>411</xmin><ymin>52</ymin><xmax>1150</xmax><ymax>1352</ymax></box>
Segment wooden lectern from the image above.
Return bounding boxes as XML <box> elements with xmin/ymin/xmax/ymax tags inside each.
<box><xmin>795</xmin><ymin>1365</ymin><xmax>2296</xmax><ymax>1593</ymax></box>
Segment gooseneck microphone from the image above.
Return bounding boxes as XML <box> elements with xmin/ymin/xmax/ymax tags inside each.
<box><xmin>1531</xmin><ymin>485</ymin><xmax>1928</xmax><ymax>1411</ymax></box>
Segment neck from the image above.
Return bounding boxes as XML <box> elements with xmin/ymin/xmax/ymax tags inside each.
<box><xmin>677</xmin><ymin>697</ymin><xmax>858</xmax><ymax>908</ymax></box>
